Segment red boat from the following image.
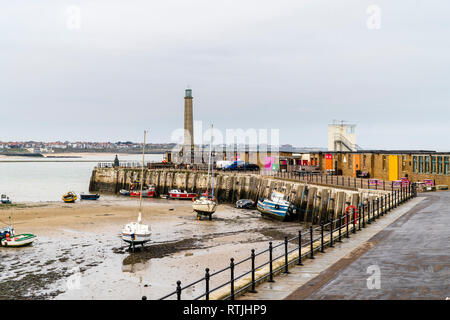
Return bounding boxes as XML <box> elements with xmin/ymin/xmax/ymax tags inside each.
<box><xmin>168</xmin><ymin>189</ymin><xmax>197</xmax><ymax>200</ymax></box>
<box><xmin>130</xmin><ymin>186</ymin><xmax>156</xmax><ymax>198</ymax></box>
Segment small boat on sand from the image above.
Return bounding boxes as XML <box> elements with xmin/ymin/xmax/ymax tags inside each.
<box><xmin>0</xmin><ymin>226</ymin><xmax>36</xmax><ymax>247</ymax></box>
<box><xmin>192</xmin><ymin>124</ymin><xmax>218</xmax><ymax>220</ymax></box>
<box><xmin>169</xmin><ymin>189</ymin><xmax>197</xmax><ymax>200</ymax></box>
<box><xmin>119</xmin><ymin>189</ymin><xmax>130</xmax><ymax>196</ymax></box>
<box><xmin>80</xmin><ymin>193</ymin><xmax>100</xmax><ymax>200</ymax></box>
<box><xmin>236</xmin><ymin>199</ymin><xmax>255</xmax><ymax>209</ymax></box>
<box><xmin>130</xmin><ymin>185</ymin><xmax>155</xmax><ymax>198</ymax></box>
<box><xmin>1</xmin><ymin>194</ymin><xmax>11</xmax><ymax>204</ymax></box>
<box><xmin>62</xmin><ymin>192</ymin><xmax>77</xmax><ymax>203</ymax></box>
<box><xmin>257</xmin><ymin>191</ymin><xmax>297</xmax><ymax>221</ymax></box>
<box><xmin>121</xmin><ymin>131</ymin><xmax>151</xmax><ymax>250</ymax></box>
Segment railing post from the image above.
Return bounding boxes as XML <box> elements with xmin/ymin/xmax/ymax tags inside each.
<box><xmin>377</xmin><ymin>197</ymin><xmax>380</xmax><ymax>218</ymax></box>
<box><xmin>268</xmin><ymin>242</ymin><xmax>274</xmax><ymax>282</ymax></box>
<box><xmin>205</xmin><ymin>268</ymin><xmax>210</xmax><ymax>301</ymax></box>
<box><xmin>358</xmin><ymin>205</ymin><xmax>362</xmax><ymax>230</ymax></box>
<box><xmin>283</xmin><ymin>236</ymin><xmax>290</xmax><ymax>274</ymax></box>
<box><xmin>362</xmin><ymin>203</ymin><xmax>366</xmax><ymax>228</ymax></box>
<box><xmin>297</xmin><ymin>231</ymin><xmax>303</xmax><ymax>265</ymax></box>
<box><xmin>346</xmin><ymin>211</ymin><xmax>350</xmax><ymax>238</ymax></box>
<box><xmin>330</xmin><ymin>220</ymin><xmax>334</xmax><ymax>247</ymax></box>
<box><xmin>230</xmin><ymin>258</ymin><xmax>235</xmax><ymax>300</ymax></box>
<box><xmin>367</xmin><ymin>200</ymin><xmax>371</xmax><ymax>224</ymax></box>
<box><xmin>176</xmin><ymin>280</ymin><xmax>182</xmax><ymax>300</ymax></box>
<box><xmin>250</xmin><ymin>249</ymin><xmax>258</xmax><ymax>292</ymax></box>
<box><xmin>371</xmin><ymin>199</ymin><xmax>375</xmax><ymax>221</ymax></box>
<box><xmin>310</xmin><ymin>225</ymin><xmax>315</xmax><ymax>259</ymax></box>
<box><xmin>352</xmin><ymin>208</ymin><xmax>356</xmax><ymax>233</ymax></box>
<box><xmin>338</xmin><ymin>214</ymin><xmax>342</xmax><ymax>242</ymax></box>
<box><xmin>320</xmin><ymin>223</ymin><xmax>325</xmax><ymax>253</ymax></box>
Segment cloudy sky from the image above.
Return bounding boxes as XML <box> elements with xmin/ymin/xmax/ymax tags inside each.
<box><xmin>1</xmin><ymin>0</ymin><xmax>449</xmax><ymax>150</ymax></box>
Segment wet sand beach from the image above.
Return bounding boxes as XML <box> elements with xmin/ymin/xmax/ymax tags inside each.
<box><xmin>0</xmin><ymin>197</ymin><xmax>310</xmax><ymax>300</ymax></box>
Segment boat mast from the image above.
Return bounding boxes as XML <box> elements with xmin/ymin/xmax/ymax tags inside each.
<box><xmin>210</xmin><ymin>124</ymin><xmax>214</xmax><ymax>199</ymax></box>
<box><xmin>138</xmin><ymin>130</ymin><xmax>146</xmax><ymax>223</ymax></box>
<box><xmin>206</xmin><ymin>125</ymin><xmax>212</xmax><ymax>196</ymax></box>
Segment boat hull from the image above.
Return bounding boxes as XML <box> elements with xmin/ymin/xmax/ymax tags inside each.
<box><xmin>80</xmin><ymin>194</ymin><xmax>100</xmax><ymax>200</ymax></box>
<box><xmin>121</xmin><ymin>233</ymin><xmax>151</xmax><ymax>245</ymax></box>
<box><xmin>1</xmin><ymin>233</ymin><xmax>36</xmax><ymax>247</ymax></box>
<box><xmin>257</xmin><ymin>200</ymin><xmax>291</xmax><ymax>221</ymax></box>
<box><xmin>192</xmin><ymin>202</ymin><xmax>217</xmax><ymax>215</ymax></box>
<box><xmin>119</xmin><ymin>190</ymin><xmax>130</xmax><ymax>196</ymax></box>
<box><xmin>169</xmin><ymin>192</ymin><xmax>197</xmax><ymax>200</ymax></box>
<box><xmin>130</xmin><ymin>190</ymin><xmax>155</xmax><ymax>198</ymax></box>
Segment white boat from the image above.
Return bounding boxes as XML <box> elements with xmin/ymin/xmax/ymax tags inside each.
<box><xmin>193</xmin><ymin>124</ymin><xmax>217</xmax><ymax>220</ymax></box>
<box><xmin>0</xmin><ymin>226</ymin><xmax>36</xmax><ymax>247</ymax></box>
<box><xmin>121</xmin><ymin>131</ymin><xmax>151</xmax><ymax>249</ymax></box>
<box><xmin>192</xmin><ymin>196</ymin><xmax>217</xmax><ymax>219</ymax></box>
<box><xmin>1</xmin><ymin>194</ymin><xmax>11</xmax><ymax>204</ymax></box>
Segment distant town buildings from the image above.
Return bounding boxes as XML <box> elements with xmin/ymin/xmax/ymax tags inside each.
<box><xmin>0</xmin><ymin>141</ymin><xmax>176</xmax><ymax>153</ymax></box>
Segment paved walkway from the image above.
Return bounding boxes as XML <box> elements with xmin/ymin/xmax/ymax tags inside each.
<box><xmin>239</xmin><ymin>192</ymin><xmax>450</xmax><ymax>300</ymax></box>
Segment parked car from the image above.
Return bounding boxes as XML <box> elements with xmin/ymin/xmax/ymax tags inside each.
<box><xmin>222</xmin><ymin>160</ymin><xmax>245</xmax><ymax>171</ymax></box>
<box><xmin>236</xmin><ymin>163</ymin><xmax>260</xmax><ymax>171</ymax></box>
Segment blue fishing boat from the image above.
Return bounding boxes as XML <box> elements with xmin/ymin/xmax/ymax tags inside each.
<box><xmin>257</xmin><ymin>191</ymin><xmax>297</xmax><ymax>221</ymax></box>
<box><xmin>80</xmin><ymin>193</ymin><xmax>100</xmax><ymax>200</ymax></box>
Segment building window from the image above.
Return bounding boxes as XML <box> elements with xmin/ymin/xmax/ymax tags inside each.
<box><xmin>402</xmin><ymin>156</ymin><xmax>407</xmax><ymax>171</ymax></box>
<box><xmin>363</xmin><ymin>155</ymin><xmax>367</xmax><ymax>168</ymax></box>
<box><xmin>348</xmin><ymin>154</ymin><xmax>352</xmax><ymax>169</ymax></box>
<box><xmin>425</xmin><ymin>156</ymin><xmax>430</xmax><ymax>173</ymax></box>
<box><xmin>437</xmin><ymin>156</ymin><xmax>443</xmax><ymax>175</ymax></box>
<box><xmin>445</xmin><ymin>157</ymin><xmax>449</xmax><ymax>175</ymax></box>
<box><xmin>413</xmin><ymin>156</ymin><xmax>417</xmax><ymax>173</ymax></box>
<box><xmin>419</xmin><ymin>156</ymin><xmax>423</xmax><ymax>173</ymax></box>
<box><xmin>382</xmin><ymin>156</ymin><xmax>387</xmax><ymax>170</ymax></box>
<box><xmin>431</xmin><ymin>156</ymin><xmax>436</xmax><ymax>174</ymax></box>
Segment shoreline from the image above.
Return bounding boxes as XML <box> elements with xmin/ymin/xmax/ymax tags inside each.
<box><xmin>0</xmin><ymin>198</ymin><xmax>309</xmax><ymax>299</ymax></box>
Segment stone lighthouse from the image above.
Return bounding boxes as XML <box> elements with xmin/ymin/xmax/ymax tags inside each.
<box><xmin>183</xmin><ymin>88</ymin><xmax>194</xmax><ymax>163</ymax></box>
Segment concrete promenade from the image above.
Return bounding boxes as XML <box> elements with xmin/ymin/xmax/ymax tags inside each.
<box><xmin>239</xmin><ymin>192</ymin><xmax>450</xmax><ymax>300</ymax></box>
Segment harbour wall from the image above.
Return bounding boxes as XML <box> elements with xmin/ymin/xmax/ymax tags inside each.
<box><xmin>89</xmin><ymin>168</ymin><xmax>389</xmax><ymax>224</ymax></box>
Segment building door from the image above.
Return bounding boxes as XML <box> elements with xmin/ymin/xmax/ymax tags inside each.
<box><xmin>353</xmin><ymin>154</ymin><xmax>361</xmax><ymax>178</ymax></box>
<box><xmin>389</xmin><ymin>155</ymin><xmax>399</xmax><ymax>181</ymax></box>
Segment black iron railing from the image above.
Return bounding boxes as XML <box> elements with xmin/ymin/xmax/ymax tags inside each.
<box><xmin>274</xmin><ymin>171</ymin><xmax>410</xmax><ymax>191</ymax></box>
<box><xmin>151</xmin><ymin>183</ymin><xmax>416</xmax><ymax>301</ymax></box>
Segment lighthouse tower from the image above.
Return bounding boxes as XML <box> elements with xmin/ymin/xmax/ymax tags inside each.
<box><xmin>183</xmin><ymin>88</ymin><xmax>194</xmax><ymax>163</ymax></box>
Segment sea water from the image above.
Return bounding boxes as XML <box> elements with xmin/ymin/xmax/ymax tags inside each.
<box><xmin>0</xmin><ymin>154</ymin><xmax>163</xmax><ymax>202</ymax></box>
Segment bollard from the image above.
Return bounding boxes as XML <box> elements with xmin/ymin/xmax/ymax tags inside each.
<box><xmin>297</xmin><ymin>231</ymin><xmax>303</xmax><ymax>265</ymax></box>
<box><xmin>268</xmin><ymin>242</ymin><xmax>274</xmax><ymax>282</ymax></box>
<box><xmin>338</xmin><ymin>214</ymin><xmax>342</xmax><ymax>242</ymax></box>
<box><xmin>283</xmin><ymin>237</ymin><xmax>290</xmax><ymax>274</ymax></box>
<box><xmin>230</xmin><ymin>258</ymin><xmax>235</xmax><ymax>300</ymax></box>
<box><xmin>310</xmin><ymin>225</ymin><xmax>315</xmax><ymax>259</ymax></box>
<box><xmin>320</xmin><ymin>223</ymin><xmax>325</xmax><ymax>253</ymax></box>
<box><xmin>201</xmin><ymin>268</ymin><xmax>209</xmax><ymax>301</ymax></box>
<box><xmin>176</xmin><ymin>280</ymin><xmax>182</xmax><ymax>300</ymax></box>
<box><xmin>250</xmin><ymin>249</ymin><xmax>258</xmax><ymax>292</ymax></box>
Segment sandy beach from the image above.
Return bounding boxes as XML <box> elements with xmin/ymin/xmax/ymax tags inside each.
<box><xmin>0</xmin><ymin>198</ymin><xmax>311</xmax><ymax>300</ymax></box>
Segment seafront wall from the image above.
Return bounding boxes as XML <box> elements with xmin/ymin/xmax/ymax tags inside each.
<box><xmin>89</xmin><ymin>168</ymin><xmax>388</xmax><ymax>224</ymax></box>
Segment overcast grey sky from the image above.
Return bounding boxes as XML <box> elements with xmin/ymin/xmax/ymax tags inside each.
<box><xmin>1</xmin><ymin>0</ymin><xmax>449</xmax><ymax>150</ymax></box>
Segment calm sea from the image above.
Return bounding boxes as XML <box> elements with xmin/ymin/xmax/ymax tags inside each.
<box><xmin>0</xmin><ymin>154</ymin><xmax>163</xmax><ymax>203</ymax></box>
